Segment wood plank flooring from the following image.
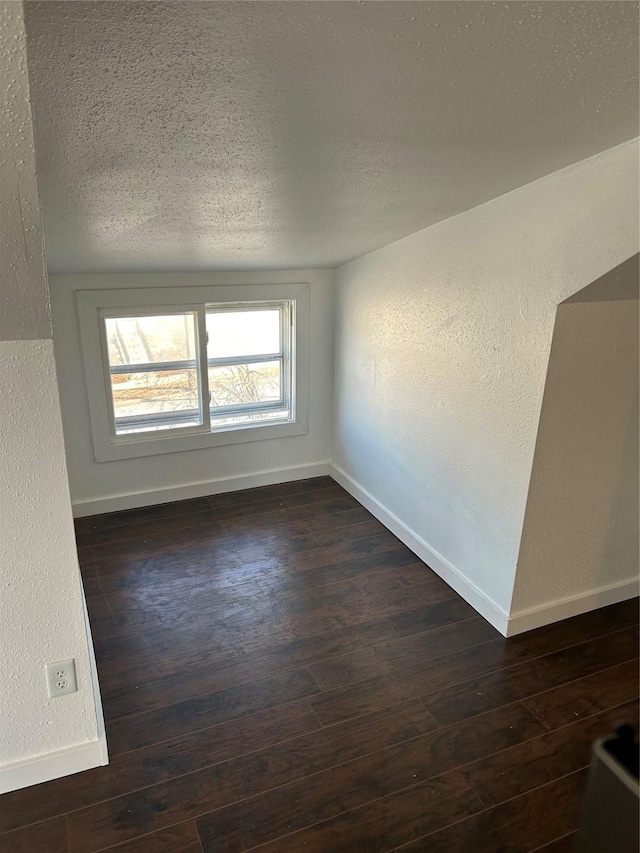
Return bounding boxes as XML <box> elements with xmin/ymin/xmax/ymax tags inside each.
<box><xmin>1</xmin><ymin>476</ymin><xmax>638</xmax><ymax>852</ymax></box>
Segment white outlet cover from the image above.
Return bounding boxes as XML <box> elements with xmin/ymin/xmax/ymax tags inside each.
<box><xmin>45</xmin><ymin>659</ymin><xmax>77</xmax><ymax>698</ymax></box>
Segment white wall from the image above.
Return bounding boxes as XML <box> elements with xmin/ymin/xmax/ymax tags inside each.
<box><xmin>0</xmin><ymin>2</ymin><xmax>50</xmax><ymax>343</ymax></box>
<box><xmin>333</xmin><ymin>140</ymin><xmax>639</xmax><ymax>622</ymax></box>
<box><xmin>0</xmin><ymin>342</ymin><xmax>103</xmax><ymax>769</ymax></box>
<box><xmin>511</xmin><ymin>258</ymin><xmax>639</xmax><ymax>618</ymax></box>
<box><xmin>50</xmin><ymin>270</ymin><xmax>333</xmax><ymax>513</ymax></box>
<box><xmin>0</xmin><ymin>1</ymin><xmax>104</xmax><ymax>792</ymax></box>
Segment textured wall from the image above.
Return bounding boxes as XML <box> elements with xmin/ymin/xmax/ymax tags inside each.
<box><xmin>511</xmin><ymin>260</ymin><xmax>639</xmax><ymax>613</ymax></box>
<box><xmin>0</xmin><ymin>2</ymin><xmax>50</xmax><ymax>340</ymax></box>
<box><xmin>0</xmin><ymin>1</ymin><xmax>100</xmax><ymax>779</ymax></box>
<box><xmin>50</xmin><ymin>270</ymin><xmax>333</xmax><ymax>508</ymax></box>
<box><xmin>333</xmin><ymin>140</ymin><xmax>639</xmax><ymax>615</ymax></box>
<box><xmin>0</xmin><ymin>341</ymin><xmax>100</xmax><ymax>763</ymax></box>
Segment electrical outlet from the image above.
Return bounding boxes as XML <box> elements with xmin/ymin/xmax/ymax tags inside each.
<box><xmin>45</xmin><ymin>659</ymin><xmax>77</xmax><ymax>698</ymax></box>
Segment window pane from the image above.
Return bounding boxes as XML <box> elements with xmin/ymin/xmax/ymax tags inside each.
<box><xmin>106</xmin><ymin>314</ymin><xmax>197</xmax><ymax>366</ymax></box>
<box><xmin>209</xmin><ymin>360</ymin><xmax>282</xmax><ymax>409</ymax></box>
<box><xmin>206</xmin><ymin>310</ymin><xmax>281</xmax><ymax>359</ymax></box>
<box><xmin>111</xmin><ymin>368</ymin><xmax>200</xmax><ymax>434</ymax></box>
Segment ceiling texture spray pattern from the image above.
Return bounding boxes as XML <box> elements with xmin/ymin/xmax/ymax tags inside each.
<box><xmin>24</xmin><ymin>1</ymin><xmax>639</xmax><ymax>274</ymax></box>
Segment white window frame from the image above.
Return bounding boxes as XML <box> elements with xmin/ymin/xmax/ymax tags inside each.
<box><xmin>206</xmin><ymin>300</ymin><xmax>292</xmax><ymax>426</ymax></box>
<box><xmin>77</xmin><ymin>283</ymin><xmax>309</xmax><ymax>462</ymax></box>
<box><xmin>100</xmin><ymin>303</ymin><xmax>210</xmax><ymax>439</ymax></box>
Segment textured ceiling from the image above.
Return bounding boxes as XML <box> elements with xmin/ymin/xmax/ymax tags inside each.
<box><xmin>24</xmin><ymin>1</ymin><xmax>639</xmax><ymax>274</ymax></box>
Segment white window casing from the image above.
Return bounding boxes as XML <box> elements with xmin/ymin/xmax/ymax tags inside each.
<box><xmin>77</xmin><ymin>283</ymin><xmax>310</xmax><ymax>462</ymax></box>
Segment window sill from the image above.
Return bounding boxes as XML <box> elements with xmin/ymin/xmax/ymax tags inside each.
<box><xmin>94</xmin><ymin>419</ymin><xmax>308</xmax><ymax>462</ymax></box>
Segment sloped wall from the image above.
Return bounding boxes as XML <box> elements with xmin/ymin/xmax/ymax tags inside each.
<box><xmin>333</xmin><ymin>140</ymin><xmax>639</xmax><ymax>625</ymax></box>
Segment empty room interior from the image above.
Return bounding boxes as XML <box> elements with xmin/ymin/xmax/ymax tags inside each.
<box><xmin>1</xmin><ymin>1</ymin><xmax>639</xmax><ymax>851</ymax></box>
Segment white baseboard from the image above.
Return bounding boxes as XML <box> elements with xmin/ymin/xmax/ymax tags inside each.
<box><xmin>507</xmin><ymin>578</ymin><xmax>640</xmax><ymax>636</ymax></box>
<box><xmin>73</xmin><ymin>462</ymin><xmax>331</xmax><ymax>517</ymax></box>
<box><xmin>80</xmin><ymin>578</ymin><xmax>108</xmax><ymax>758</ymax></box>
<box><xmin>0</xmin><ymin>737</ymin><xmax>108</xmax><ymax>794</ymax></box>
<box><xmin>329</xmin><ymin>464</ymin><xmax>511</xmax><ymax>637</ymax></box>
<box><xmin>329</xmin><ymin>463</ymin><xmax>639</xmax><ymax>638</ymax></box>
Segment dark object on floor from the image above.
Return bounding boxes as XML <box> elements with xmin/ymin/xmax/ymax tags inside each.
<box><xmin>577</xmin><ymin>724</ymin><xmax>640</xmax><ymax>853</ymax></box>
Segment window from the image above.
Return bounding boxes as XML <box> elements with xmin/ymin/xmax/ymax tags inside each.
<box><xmin>103</xmin><ymin>303</ymin><xmax>292</xmax><ymax>435</ymax></box>
<box><xmin>105</xmin><ymin>310</ymin><xmax>205</xmax><ymax>435</ymax></box>
<box><xmin>206</xmin><ymin>303</ymin><xmax>292</xmax><ymax>428</ymax></box>
<box><xmin>77</xmin><ymin>284</ymin><xmax>309</xmax><ymax>461</ymax></box>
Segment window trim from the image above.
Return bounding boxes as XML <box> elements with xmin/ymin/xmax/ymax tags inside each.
<box><xmin>77</xmin><ymin>283</ymin><xmax>309</xmax><ymax>461</ymax></box>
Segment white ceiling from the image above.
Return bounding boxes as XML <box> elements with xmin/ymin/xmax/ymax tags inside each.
<box><xmin>25</xmin><ymin>1</ymin><xmax>639</xmax><ymax>274</ymax></box>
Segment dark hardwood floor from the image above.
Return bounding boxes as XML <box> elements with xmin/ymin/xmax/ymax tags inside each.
<box><xmin>1</xmin><ymin>476</ymin><xmax>638</xmax><ymax>852</ymax></box>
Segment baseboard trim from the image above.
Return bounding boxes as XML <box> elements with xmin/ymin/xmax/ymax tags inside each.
<box><xmin>0</xmin><ymin>737</ymin><xmax>108</xmax><ymax>794</ymax></box>
<box><xmin>329</xmin><ymin>464</ymin><xmax>511</xmax><ymax>637</ymax></box>
<box><xmin>507</xmin><ymin>578</ymin><xmax>640</xmax><ymax>636</ymax></box>
<box><xmin>72</xmin><ymin>462</ymin><xmax>332</xmax><ymax>517</ymax></box>
<box><xmin>80</xmin><ymin>578</ymin><xmax>108</xmax><ymax>759</ymax></box>
<box><xmin>329</xmin><ymin>464</ymin><xmax>640</xmax><ymax>637</ymax></box>
<box><xmin>71</xmin><ymin>459</ymin><xmax>638</xmax><ymax>635</ymax></box>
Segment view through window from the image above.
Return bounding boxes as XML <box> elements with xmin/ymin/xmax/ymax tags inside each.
<box><xmin>206</xmin><ymin>308</ymin><xmax>286</xmax><ymax>426</ymax></box>
<box><xmin>104</xmin><ymin>302</ymin><xmax>292</xmax><ymax>436</ymax></box>
<box><xmin>105</xmin><ymin>312</ymin><xmax>201</xmax><ymax>433</ymax></box>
